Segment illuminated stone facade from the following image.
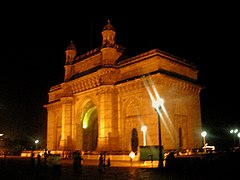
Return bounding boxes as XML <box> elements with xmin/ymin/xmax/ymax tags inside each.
<box><xmin>44</xmin><ymin>20</ymin><xmax>203</xmax><ymax>153</ymax></box>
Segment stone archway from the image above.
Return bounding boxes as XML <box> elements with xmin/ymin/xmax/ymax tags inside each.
<box><xmin>82</xmin><ymin>106</ymin><xmax>98</xmax><ymax>151</ymax></box>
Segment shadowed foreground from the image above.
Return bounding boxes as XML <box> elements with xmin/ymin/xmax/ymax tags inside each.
<box><xmin>0</xmin><ymin>152</ymin><xmax>239</xmax><ymax>180</ymax></box>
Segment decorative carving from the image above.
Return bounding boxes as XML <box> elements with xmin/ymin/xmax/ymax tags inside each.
<box><xmin>126</xmin><ymin>100</ymin><xmax>140</xmax><ymax>117</ymax></box>
<box><xmin>60</xmin><ymin>97</ymin><xmax>73</xmax><ymax>104</ymax></box>
<box><xmin>98</xmin><ymin>85</ymin><xmax>115</xmax><ymax>95</ymax></box>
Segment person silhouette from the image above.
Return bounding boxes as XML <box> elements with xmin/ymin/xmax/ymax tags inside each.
<box><xmin>37</xmin><ymin>153</ymin><xmax>41</xmax><ymax>167</ymax></box>
<box><xmin>30</xmin><ymin>151</ymin><xmax>35</xmax><ymax>167</ymax></box>
<box><xmin>98</xmin><ymin>154</ymin><xmax>104</xmax><ymax>172</ymax></box>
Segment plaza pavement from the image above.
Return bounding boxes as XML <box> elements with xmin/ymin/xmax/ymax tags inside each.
<box><xmin>0</xmin><ymin>154</ymin><xmax>239</xmax><ymax>179</ymax></box>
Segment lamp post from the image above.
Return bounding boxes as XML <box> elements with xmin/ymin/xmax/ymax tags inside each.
<box><xmin>152</xmin><ymin>97</ymin><xmax>164</xmax><ymax>169</ymax></box>
<box><xmin>35</xmin><ymin>140</ymin><xmax>39</xmax><ymax>150</ymax></box>
<box><xmin>0</xmin><ymin>134</ymin><xmax>3</xmax><ymax>140</ymax></box>
<box><xmin>201</xmin><ymin>131</ymin><xmax>207</xmax><ymax>153</ymax></box>
<box><xmin>230</xmin><ymin>129</ymin><xmax>238</xmax><ymax>146</ymax></box>
<box><xmin>141</xmin><ymin>125</ymin><xmax>147</xmax><ymax>146</ymax></box>
<box><xmin>129</xmin><ymin>151</ymin><xmax>135</xmax><ymax>166</ymax></box>
<box><xmin>238</xmin><ymin>132</ymin><xmax>240</xmax><ymax>147</ymax></box>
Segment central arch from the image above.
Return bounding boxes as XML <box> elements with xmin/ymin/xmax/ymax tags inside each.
<box><xmin>82</xmin><ymin>106</ymin><xmax>98</xmax><ymax>151</ymax></box>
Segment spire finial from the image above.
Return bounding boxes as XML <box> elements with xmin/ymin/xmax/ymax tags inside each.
<box><xmin>66</xmin><ymin>40</ymin><xmax>76</xmax><ymax>50</ymax></box>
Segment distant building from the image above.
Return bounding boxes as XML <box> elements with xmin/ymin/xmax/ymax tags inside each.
<box><xmin>44</xmin><ymin>20</ymin><xmax>203</xmax><ymax>154</ymax></box>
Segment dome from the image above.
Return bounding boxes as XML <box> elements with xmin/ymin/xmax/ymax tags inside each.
<box><xmin>66</xmin><ymin>40</ymin><xmax>76</xmax><ymax>50</ymax></box>
<box><xmin>103</xmin><ymin>19</ymin><xmax>115</xmax><ymax>31</ymax></box>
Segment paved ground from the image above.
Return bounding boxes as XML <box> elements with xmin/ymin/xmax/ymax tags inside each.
<box><xmin>0</xmin><ymin>154</ymin><xmax>239</xmax><ymax>179</ymax></box>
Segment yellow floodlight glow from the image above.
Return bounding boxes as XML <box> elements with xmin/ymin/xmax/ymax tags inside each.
<box><xmin>83</xmin><ymin>106</ymin><xmax>96</xmax><ymax>129</ymax></box>
<box><xmin>142</xmin><ymin>76</ymin><xmax>175</xmax><ymax>142</ymax></box>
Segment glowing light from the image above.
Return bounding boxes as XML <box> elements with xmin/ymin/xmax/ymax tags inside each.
<box><xmin>141</xmin><ymin>125</ymin><xmax>147</xmax><ymax>132</ymax></box>
<box><xmin>230</xmin><ymin>129</ymin><xmax>238</xmax><ymax>134</ymax></box>
<box><xmin>35</xmin><ymin>139</ymin><xmax>39</xmax><ymax>150</ymax></box>
<box><xmin>83</xmin><ymin>106</ymin><xmax>96</xmax><ymax>129</ymax></box>
<box><xmin>238</xmin><ymin>132</ymin><xmax>240</xmax><ymax>147</ymax></box>
<box><xmin>230</xmin><ymin>128</ymin><xmax>239</xmax><ymax>146</ymax></box>
<box><xmin>142</xmin><ymin>76</ymin><xmax>174</xmax><ymax>142</ymax></box>
<box><xmin>201</xmin><ymin>131</ymin><xmax>207</xmax><ymax>137</ymax></box>
<box><xmin>142</xmin><ymin>76</ymin><xmax>165</xmax><ymax>169</ymax></box>
<box><xmin>152</xmin><ymin>98</ymin><xmax>164</xmax><ymax>109</ymax></box>
<box><xmin>129</xmin><ymin>151</ymin><xmax>135</xmax><ymax>159</ymax></box>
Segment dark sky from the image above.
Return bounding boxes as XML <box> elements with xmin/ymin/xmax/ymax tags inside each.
<box><xmin>0</xmin><ymin>5</ymin><xmax>239</xmax><ymax>148</ymax></box>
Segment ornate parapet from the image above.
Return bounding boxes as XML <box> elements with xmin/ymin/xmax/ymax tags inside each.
<box><xmin>117</xmin><ymin>79</ymin><xmax>143</xmax><ymax>93</ymax></box>
<box><xmin>151</xmin><ymin>74</ymin><xmax>202</xmax><ymax>94</ymax></box>
<box><xmin>116</xmin><ymin>73</ymin><xmax>201</xmax><ymax>95</ymax></box>
<box><xmin>68</xmin><ymin>74</ymin><xmax>101</xmax><ymax>93</ymax></box>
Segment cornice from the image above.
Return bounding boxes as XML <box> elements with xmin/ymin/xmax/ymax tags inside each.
<box><xmin>117</xmin><ymin>79</ymin><xmax>144</xmax><ymax>93</ymax></box>
<box><xmin>117</xmin><ymin>49</ymin><xmax>196</xmax><ymax>69</ymax></box>
<box><xmin>68</xmin><ymin>72</ymin><xmax>101</xmax><ymax>94</ymax></box>
<box><xmin>150</xmin><ymin>74</ymin><xmax>202</xmax><ymax>94</ymax></box>
<box><xmin>44</xmin><ymin>101</ymin><xmax>62</xmax><ymax>110</ymax></box>
<box><xmin>117</xmin><ymin>74</ymin><xmax>202</xmax><ymax>94</ymax></box>
<box><xmin>65</xmin><ymin>68</ymin><xmax>119</xmax><ymax>94</ymax></box>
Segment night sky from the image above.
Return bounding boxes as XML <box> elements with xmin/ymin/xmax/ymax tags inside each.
<box><xmin>0</xmin><ymin>5</ymin><xmax>239</xmax><ymax>148</ymax></box>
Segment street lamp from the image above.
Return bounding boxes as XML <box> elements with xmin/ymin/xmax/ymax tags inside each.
<box><xmin>230</xmin><ymin>129</ymin><xmax>238</xmax><ymax>146</ymax></box>
<box><xmin>238</xmin><ymin>132</ymin><xmax>240</xmax><ymax>147</ymax></box>
<box><xmin>129</xmin><ymin>151</ymin><xmax>135</xmax><ymax>166</ymax></box>
<box><xmin>152</xmin><ymin>97</ymin><xmax>164</xmax><ymax>169</ymax></box>
<box><xmin>35</xmin><ymin>140</ymin><xmax>39</xmax><ymax>150</ymax></box>
<box><xmin>201</xmin><ymin>131</ymin><xmax>207</xmax><ymax>153</ymax></box>
<box><xmin>141</xmin><ymin>125</ymin><xmax>147</xmax><ymax>146</ymax></box>
<box><xmin>0</xmin><ymin>134</ymin><xmax>3</xmax><ymax>140</ymax></box>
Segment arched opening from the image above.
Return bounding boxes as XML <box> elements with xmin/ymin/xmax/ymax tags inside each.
<box><xmin>82</xmin><ymin>106</ymin><xmax>98</xmax><ymax>151</ymax></box>
<box><xmin>131</xmin><ymin>128</ymin><xmax>139</xmax><ymax>153</ymax></box>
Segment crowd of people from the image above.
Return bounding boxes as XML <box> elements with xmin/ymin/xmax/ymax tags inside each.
<box><xmin>98</xmin><ymin>152</ymin><xmax>111</xmax><ymax>172</ymax></box>
<box><xmin>29</xmin><ymin>150</ymin><xmax>111</xmax><ymax>175</ymax></box>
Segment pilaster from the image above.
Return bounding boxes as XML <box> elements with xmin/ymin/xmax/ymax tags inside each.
<box><xmin>97</xmin><ymin>85</ymin><xmax>119</xmax><ymax>151</ymax></box>
<box><xmin>59</xmin><ymin>97</ymin><xmax>73</xmax><ymax>150</ymax></box>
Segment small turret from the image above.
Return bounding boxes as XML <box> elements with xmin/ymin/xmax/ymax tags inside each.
<box><xmin>100</xmin><ymin>20</ymin><xmax>123</xmax><ymax>66</ymax></box>
<box><xmin>64</xmin><ymin>41</ymin><xmax>77</xmax><ymax>81</ymax></box>
<box><xmin>101</xmin><ymin>19</ymin><xmax>116</xmax><ymax>47</ymax></box>
<box><xmin>65</xmin><ymin>40</ymin><xmax>77</xmax><ymax>65</ymax></box>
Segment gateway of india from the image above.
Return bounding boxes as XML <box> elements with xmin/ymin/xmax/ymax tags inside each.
<box><xmin>44</xmin><ymin>20</ymin><xmax>203</xmax><ymax>157</ymax></box>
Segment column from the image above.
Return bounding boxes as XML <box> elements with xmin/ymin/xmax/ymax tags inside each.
<box><xmin>60</xmin><ymin>97</ymin><xmax>73</xmax><ymax>150</ymax></box>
